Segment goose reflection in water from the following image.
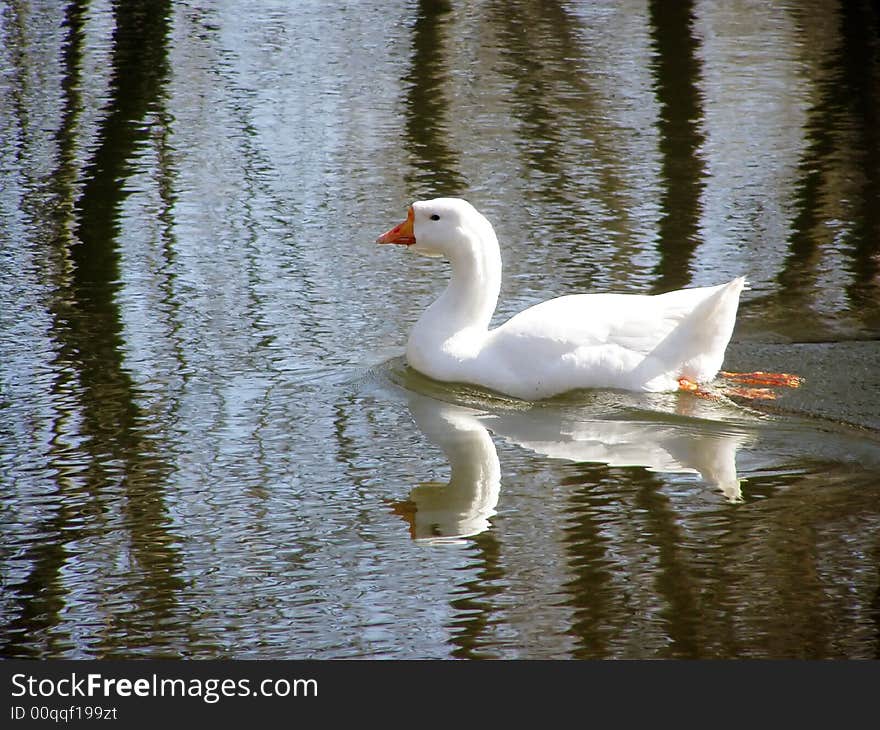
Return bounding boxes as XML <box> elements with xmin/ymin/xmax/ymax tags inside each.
<box><xmin>392</xmin><ymin>389</ymin><xmax>754</xmax><ymax>544</ymax></box>
<box><xmin>392</xmin><ymin>396</ymin><xmax>502</xmax><ymax>544</ymax></box>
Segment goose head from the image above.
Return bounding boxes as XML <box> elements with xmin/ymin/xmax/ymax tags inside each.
<box><xmin>376</xmin><ymin>197</ymin><xmax>495</xmax><ymax>259</ymax></box>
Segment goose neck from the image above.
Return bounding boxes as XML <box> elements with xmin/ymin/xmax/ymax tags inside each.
<box><xmin>440</xmin><ymin>236</ymin><xmax>501</xmax><ymax>332</ymax></box>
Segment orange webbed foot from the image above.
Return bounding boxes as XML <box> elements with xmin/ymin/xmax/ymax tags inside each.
<box><xmin>719</xmin><ymin>371</ymin><xmax>804</xmax><ymax>388</ymax></box>
<box><xmin>679</xmin><ymin>371</ymin><xmax>804</xmax><ymax>401</ymax></box>
<box><xmin>722</xmin><ymin>386</ymin><xmax>778</xmax><ymax>400</ymax></box>
<box><xmin>677</xmin><ymin>377</ymin><xmax>720</xmax><ymax>399</ymax></box>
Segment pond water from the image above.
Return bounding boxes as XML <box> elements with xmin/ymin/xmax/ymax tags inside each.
<box><xmin>1</xmin><ymin>0</ymin><xmax>879</xmax><ymax>659</ymax></box>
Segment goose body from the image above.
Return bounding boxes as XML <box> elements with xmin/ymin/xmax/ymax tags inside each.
<box><xmin>378</xmin><ymin>198</ymin><xmax>745</xmax><ymax>400</ymax></box>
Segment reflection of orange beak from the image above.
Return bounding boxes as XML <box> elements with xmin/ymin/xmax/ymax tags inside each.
<box><xmin>376</xmin><ymin>206</ymin><xmax>416</xmax><ymax>245</ymax></box>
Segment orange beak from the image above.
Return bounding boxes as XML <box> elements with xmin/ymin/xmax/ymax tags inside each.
<box><xmin>376</xmin><ymin>206</ymin><xmax>416</xmax><ymax>245</ymax></box>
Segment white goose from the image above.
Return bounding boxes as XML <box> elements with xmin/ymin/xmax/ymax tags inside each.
<box><xmin>377</xmin><ymin>198</ymin><xmax>767</xmax><ymax>400</ymax></box>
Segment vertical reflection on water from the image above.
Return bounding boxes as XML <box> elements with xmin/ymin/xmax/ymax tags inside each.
<box><xmin>53</xmin><ymin>1</ymin><xmax>85</xmax><ymax>220</ymax></box>
<box><xmin>777</xmin><ymin>6</ymin><xmax>842</xmax><ymax>313</ymax></box>
<box><xmin>560</xmin><ymin>467</ymin><xmax>719</xmax><ymax>659</ymax></box>
<box><xmin>560</xmin><ymin>467</ymin><xmax>615</xmax><ymax>659</ymax></box>
<box><xmin>3</xmin><ymin>0</ymin><xmax>188</xmax><ymax>658</ymax></box>
<box><xmin>152</xmin><ymin>71</ymin><xmax>183</xmax><ymax>383</ymax></box>
<box><xmin>487</xmin><ymin>0</ymin><xmax>573</xmax><ymax>200</ymax></box>
<box><xmin>633</xmin><ymin>474</ymin><xmax>700</xmax><ymax>658</ymax></box>
<box><xmin>779</xmin><ymin>2</ymin><xmax>880</xmax><ymax>330</ymax></box>
<box><xmin>648</xmin><ymin>0</ymin><xmax>705</xmax><ymax>293</ymax></box>
<box><xmin>448</xmin><ymin>534</ymin><xmax>505</xmax><ymax>659</ymax></box>
<box><xmin>70</xmin><ymin>0</ymin><xmax>185</xmax><ymax>656</ymax></box>
<box><xmin>835</xmin><ymin>2</ymin><xmax>880</xmax><ymax>321</ymax></box>
<box><xmin>0</xmin><ymin>2</ymin><xmax>84</xmax><ymax>657</ymax></box>
<box><xmin>404</xmin><ymin>0</ymin><xmax>465</xmax><ymax>196</ymax></box>
<box><xmin>1</xmin><ymin>0</ymin><xmax>88</xmax><ymax>659</ymax></box>
<box><xmin>484</xmin><ymin>0</ymin><xmax>642</xmax><ymax>289</ymax></box>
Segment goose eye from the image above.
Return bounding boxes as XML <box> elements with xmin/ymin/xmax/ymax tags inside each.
<box><xmin>430</xmin><ymin>214</ymin><xmax>440</xmax><ymax>221</ymax></box>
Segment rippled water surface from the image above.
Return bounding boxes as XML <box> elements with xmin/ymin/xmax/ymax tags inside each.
<box><xmin>2</xmin><ymin>0</ymin><xmax>879</xmax><ymax>659</ymax></box>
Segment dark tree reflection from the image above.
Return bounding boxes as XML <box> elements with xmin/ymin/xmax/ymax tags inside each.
<box><xmin>778</xmin><ymin>1</ymin><xmax>880</xmax><ymax>332</ymax></box>
<box><xmin>2</xmin><ymin>0</ymin><xmax>190</xmax><ymax>658</ymax></box>
<box><xmin>403</xmin><ymin>0</ymin><xmax>466</xmax><ymax>197</ymax></box>
<box><xmin>648</xmin><ymin>0</ymin><xmax>706</xmax><ymax>294</ymax></box>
